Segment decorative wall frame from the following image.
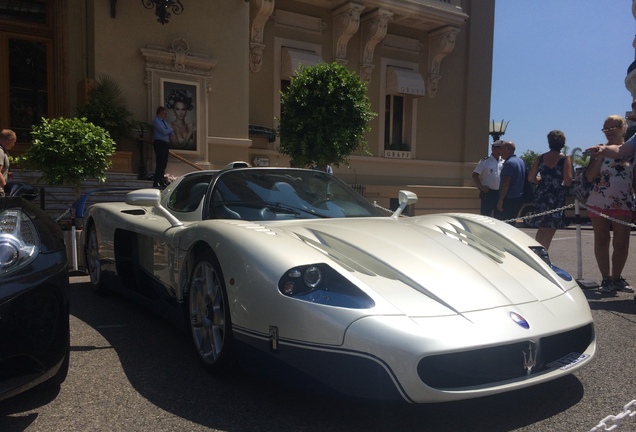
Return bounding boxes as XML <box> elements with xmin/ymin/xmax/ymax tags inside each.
<box><xmin>141</xmin><ymin>39</ymin><xmax>216</xmax><ymax>157</ymax></box>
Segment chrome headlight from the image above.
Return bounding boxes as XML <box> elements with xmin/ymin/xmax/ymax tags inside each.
<box><xmin>302</xmin><ymin>266</ymin><xmax>323</xmax><ymax>288</ymax></box>
<box><xmin>0</xmin><ymin>209</ymin><xmax>39</xmax><ymax>275</ymax></box>
<box><xmin>278</xmin><ymin>263</ymin><xmax>375</xmax><ymax>309</ymax></box>
<box><xmin>530</xmin><ymin>245</ymin><xmax>572</xmax><ymax>282</ymax></box>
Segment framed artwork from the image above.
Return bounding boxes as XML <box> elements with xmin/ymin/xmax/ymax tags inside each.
<box><xmin>143</xmin><ymin>40</ymin><xmax>215</xmax><ymax>162</ymax></box>
<box><xmin>161</xmin><ymin>80</ymin><xmax>198</xmax><ymax>151</ymax></box>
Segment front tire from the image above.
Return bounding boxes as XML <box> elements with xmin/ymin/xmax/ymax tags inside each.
<box><xmin>188</xmin><ymin>251</ymin><xmax>234</xmax><ymax>371</ymax></box>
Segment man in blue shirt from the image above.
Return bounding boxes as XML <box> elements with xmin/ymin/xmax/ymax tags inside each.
<box><xmin>152</xmin><ymin>106</ymin><xmax>174</xmax><ymax>188</ymax></box>
<box><xmin>496</xmin><ymin>141</ymin><xmax>526</xmax><ymax>224</ymax></box>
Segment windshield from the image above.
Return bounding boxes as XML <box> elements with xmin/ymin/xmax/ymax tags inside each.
<box><xmin>207</xmin><ymin>168</ymin><xmax>384</xmax><ymax>220</ymax></box>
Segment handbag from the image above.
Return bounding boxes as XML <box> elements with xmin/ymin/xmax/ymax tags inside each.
<box><xmin>571</xmin><ymin>167</ymin><xmax>593</xmax><ymax>202</ymax></box>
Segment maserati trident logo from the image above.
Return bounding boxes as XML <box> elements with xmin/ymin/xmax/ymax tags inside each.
<box><xmin>522</xmin><ymin>341</ymin><xmax>538</xmax><ymax>375</ymax></box>
<box><xmin>510</xmin><ymin>311</ymin><xmax>530</xmax><ymax>329</ymax></box>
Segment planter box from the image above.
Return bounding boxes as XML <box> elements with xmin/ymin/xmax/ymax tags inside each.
<box><xmin>108</xmin><ymin>151</ymin><xmax>133</xmax><ymax>173</ymax></box>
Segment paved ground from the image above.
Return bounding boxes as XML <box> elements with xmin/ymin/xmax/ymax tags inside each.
<box><xmin>2</xmin><ymin>223</ymin><xmax>636</xmax><ymax>431</ymax></box>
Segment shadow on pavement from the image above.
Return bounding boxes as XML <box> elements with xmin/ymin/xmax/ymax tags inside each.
<box><xmin>3</xmin><ymin>277</ymin><xmax>587</xmax><ymax>432</ymax></box>
<box><xmin>586</xmin><ymin>289</ymin><xmax>636</xmax><ymax>315</ymax></box>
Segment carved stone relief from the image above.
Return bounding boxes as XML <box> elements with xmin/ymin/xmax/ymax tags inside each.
<box><xmin>333</xmin><ymin>2</ymin><xmax>365</xmax><ymax>65</ymax></box>
<box><xmin>427</xmin><ymin>26</ymin><xmax>460</xmax><ymax>98</ymax></box>
<box><xmin>141</xmin><ymin>38</ymin><xmax>217</xmax><ymax>93</ymax></box>
<box><xmin>250</xmin><ymin>0</ymin><xmax>275</xmax><ymax>73</ymax></box>
<box><xmin>360</xmin><ymin>8</ymin><xmax>393</xmax><ymax>82</ymax></box>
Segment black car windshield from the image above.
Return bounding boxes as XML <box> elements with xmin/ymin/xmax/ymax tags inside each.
<box><xmin>208</xmin><ymin>168</ymin><xmax>384</xmax><ymax>220</ymax></box>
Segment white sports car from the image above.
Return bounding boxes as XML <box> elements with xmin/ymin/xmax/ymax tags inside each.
<box><xmin>82</xmin><ymin>166</ymin><xmax>595</xmax><ymax>403</ymax></box>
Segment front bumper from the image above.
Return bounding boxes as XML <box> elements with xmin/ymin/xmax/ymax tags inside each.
<box><xmin>0</xmin><ymin>250</ymin><xmax>70</xmax><ymax>400</ymax></box>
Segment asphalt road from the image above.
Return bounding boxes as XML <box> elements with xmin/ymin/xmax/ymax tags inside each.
<box><xmin>2</xmin><ymin>224</ymin><xmax>636</xmax><ymax>432</ymax></box>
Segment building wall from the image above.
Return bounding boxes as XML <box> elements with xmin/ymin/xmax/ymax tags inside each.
<box><xmin>459</xmin><ymin>0</ymin><xmax>497</xmax><ymax>185</ymax></box>
<box><xmin>6</xmin><ymin>0</ymin><xmax>493</xmax><ymax>215</ymax></box>
<box><xmin>246</xmin><ymin>0</ymin><xmax>494</xmax><ymax>197</ymax></box>
<box><xmin>67</xmin><ymin>1</ymin><xmax>252</xmax><ymax>172</ymax></box>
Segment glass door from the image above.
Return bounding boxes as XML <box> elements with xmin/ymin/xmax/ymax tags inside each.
<box><xmin>5</xmin><ymin>36</ymin><xmax>52</xmax><ymax>143</ymax></box>
<box><xmin>0</xmin><ymin>0</ymin><xmax>54</xmax><ymax>147</ymax></box>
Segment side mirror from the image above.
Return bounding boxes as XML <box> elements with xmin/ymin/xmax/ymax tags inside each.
<box><xmin>126</xmin><ymin>188</ymin><xmax>162</xmax><ymax>207</ymax></box>
<box><xmin>126</xmin><ymin>189</ymin><xmax>183</xmax><ymax>227</ymax></box>
<box><xmin>5</xmin><ymin>182</ymin><xmax>39</xmax><ymax>201</ymax></box>
<box><xmin>391</xmin><ymin>190</ymin><xmax>418</xmax><ymax>219</ymax></box>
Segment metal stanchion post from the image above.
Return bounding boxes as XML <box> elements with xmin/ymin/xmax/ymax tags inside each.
<box><xmin>71</xmin><ymin>223</ymin><xmax>78</xmax><ymax>271</ymax></box>
<box><xmin>574</xmin><ymin>199</ymin><xmax>598</xmax><ymax>289</ymax></box>
<box><xmin>68</xmin><ymin>215</ymin><xmax>86</xmax><ymax>276</ymax></box>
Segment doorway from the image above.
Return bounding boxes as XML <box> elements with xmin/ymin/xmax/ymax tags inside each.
<box><xmin>0</xmin><ymin>0</ymin><xmax>54</xmax><ymax>148</ymax></box>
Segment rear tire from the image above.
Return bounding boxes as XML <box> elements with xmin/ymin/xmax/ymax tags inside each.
<box><xmin>85</xmin><ymin>225</ymin><xmax>106</xmax><ymax>294</ymax></box>
<box><xmin>188</xmin><ymin>251</ymin><xmax>235</xmax><ymax>372</ymax></box>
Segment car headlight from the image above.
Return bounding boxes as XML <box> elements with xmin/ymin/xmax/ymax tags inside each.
<box><xmin>302</xmin><ymin>266</ymin><xmax>323</xmax><ymax>288</ymax></box>
<box><xmin>0</xmin><ymin>209</ymin><xmax>39</xmax><ymax>275</ymax></box>
<box><xmin>279</xmin><ymin>263</ymin><xmax>375</xmax><ymax>309</ymax></box>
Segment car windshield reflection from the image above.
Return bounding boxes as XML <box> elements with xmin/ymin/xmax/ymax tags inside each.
<box><xmin>208</xmin><ymin>168</ymin><xmax>383</xmax><ymax>220</ymax></box>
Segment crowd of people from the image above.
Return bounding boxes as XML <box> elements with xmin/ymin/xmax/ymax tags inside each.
<box><xmin>474</xmin><ymin>112</ymin><xmax>636</xmax><ymax>297</ymax></box>
<box><xmin>472</xmin><ymin>139</ymin><xmax>531</xmax><ymax>224</ymax></box>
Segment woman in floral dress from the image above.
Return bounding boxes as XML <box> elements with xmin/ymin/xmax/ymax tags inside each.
<box><xmin>586</xmin><ymin>115</ymin><xmax>636</xmax><ymax>294</ymax></box>
<box><xmin>527</xmin><ymin>130</ymin><xmax>573</xmax><ymax>249</ymax></box>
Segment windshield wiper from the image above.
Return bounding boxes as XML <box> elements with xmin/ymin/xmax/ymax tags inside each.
<box><xmin>262</xmin><ymin>202</ymin><xmax>301</xmax><ymax>215</ymax></box>
<box><xmin>214</xmin><ymin>200</ymin><xmax>329</xmax><ymax>218</ymax></box>
<box><xmin>213</xmin><ymin>200</ymin><xmax>301</xmax><ymax>215</ymax></box>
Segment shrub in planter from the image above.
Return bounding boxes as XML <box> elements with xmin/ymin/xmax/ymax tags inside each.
<box><xmin>21</xmin><ymin>117</ymin><xmax>116</xmax><ymax>190</ymax></box>
<box><xmin>75</xmin><ymin>75</ymin><xmax>134</xmax><ymax>144</ymax></box>
<box><xmin>278</xmin><ymin>62</ymin><xmax>376</xmax><ymax>170</ymax></box>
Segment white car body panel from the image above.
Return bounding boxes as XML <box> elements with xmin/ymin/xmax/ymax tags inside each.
<box><xmin>82</xmin><ymin>168</ymin><xmax>595</xmax><ymax>403</ymax></box>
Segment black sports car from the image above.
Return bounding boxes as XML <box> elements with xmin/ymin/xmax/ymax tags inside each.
<box><xmin>0</xmin><ymin>182</ymin><xmax>70</xmax><ymax>401</ymax></box>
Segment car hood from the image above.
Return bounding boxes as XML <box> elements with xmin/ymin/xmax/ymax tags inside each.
<box><xmin>269</xmin><ymin>213</ymin><xmax>570</xmax><ymax>316</ymax></box>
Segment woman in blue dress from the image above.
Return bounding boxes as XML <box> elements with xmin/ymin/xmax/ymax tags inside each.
<box><xmin>527</xmin><ymin>130</ymin><xmax>573</xmax><ymax>249</ymax></box>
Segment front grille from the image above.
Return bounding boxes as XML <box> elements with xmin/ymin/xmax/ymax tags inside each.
<box><xmin>417</xmin><ymin>324</ymin><xmax>593</xmax><ymax>389</ymax></box>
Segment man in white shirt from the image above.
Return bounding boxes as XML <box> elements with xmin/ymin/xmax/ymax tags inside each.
<box><xmin>472</xmin><ymin>140</ymin><xmax>503</xmax><ymax>217</ymax></box>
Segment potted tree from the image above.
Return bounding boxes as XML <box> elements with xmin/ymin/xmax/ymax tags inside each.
<box><xmin>278</xmin><ymin>62</ymin><xmax>376</xmax><ymax>171</ymax></box>
<box><xmin>19</xmin><ymin>117</ymin><xmax>116</xmax><ymax>266</ymax></box>
<box><xmin>21</xmin><ymin>117</ymin><xmax>116</xmax><ymax>193</ymax></box>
